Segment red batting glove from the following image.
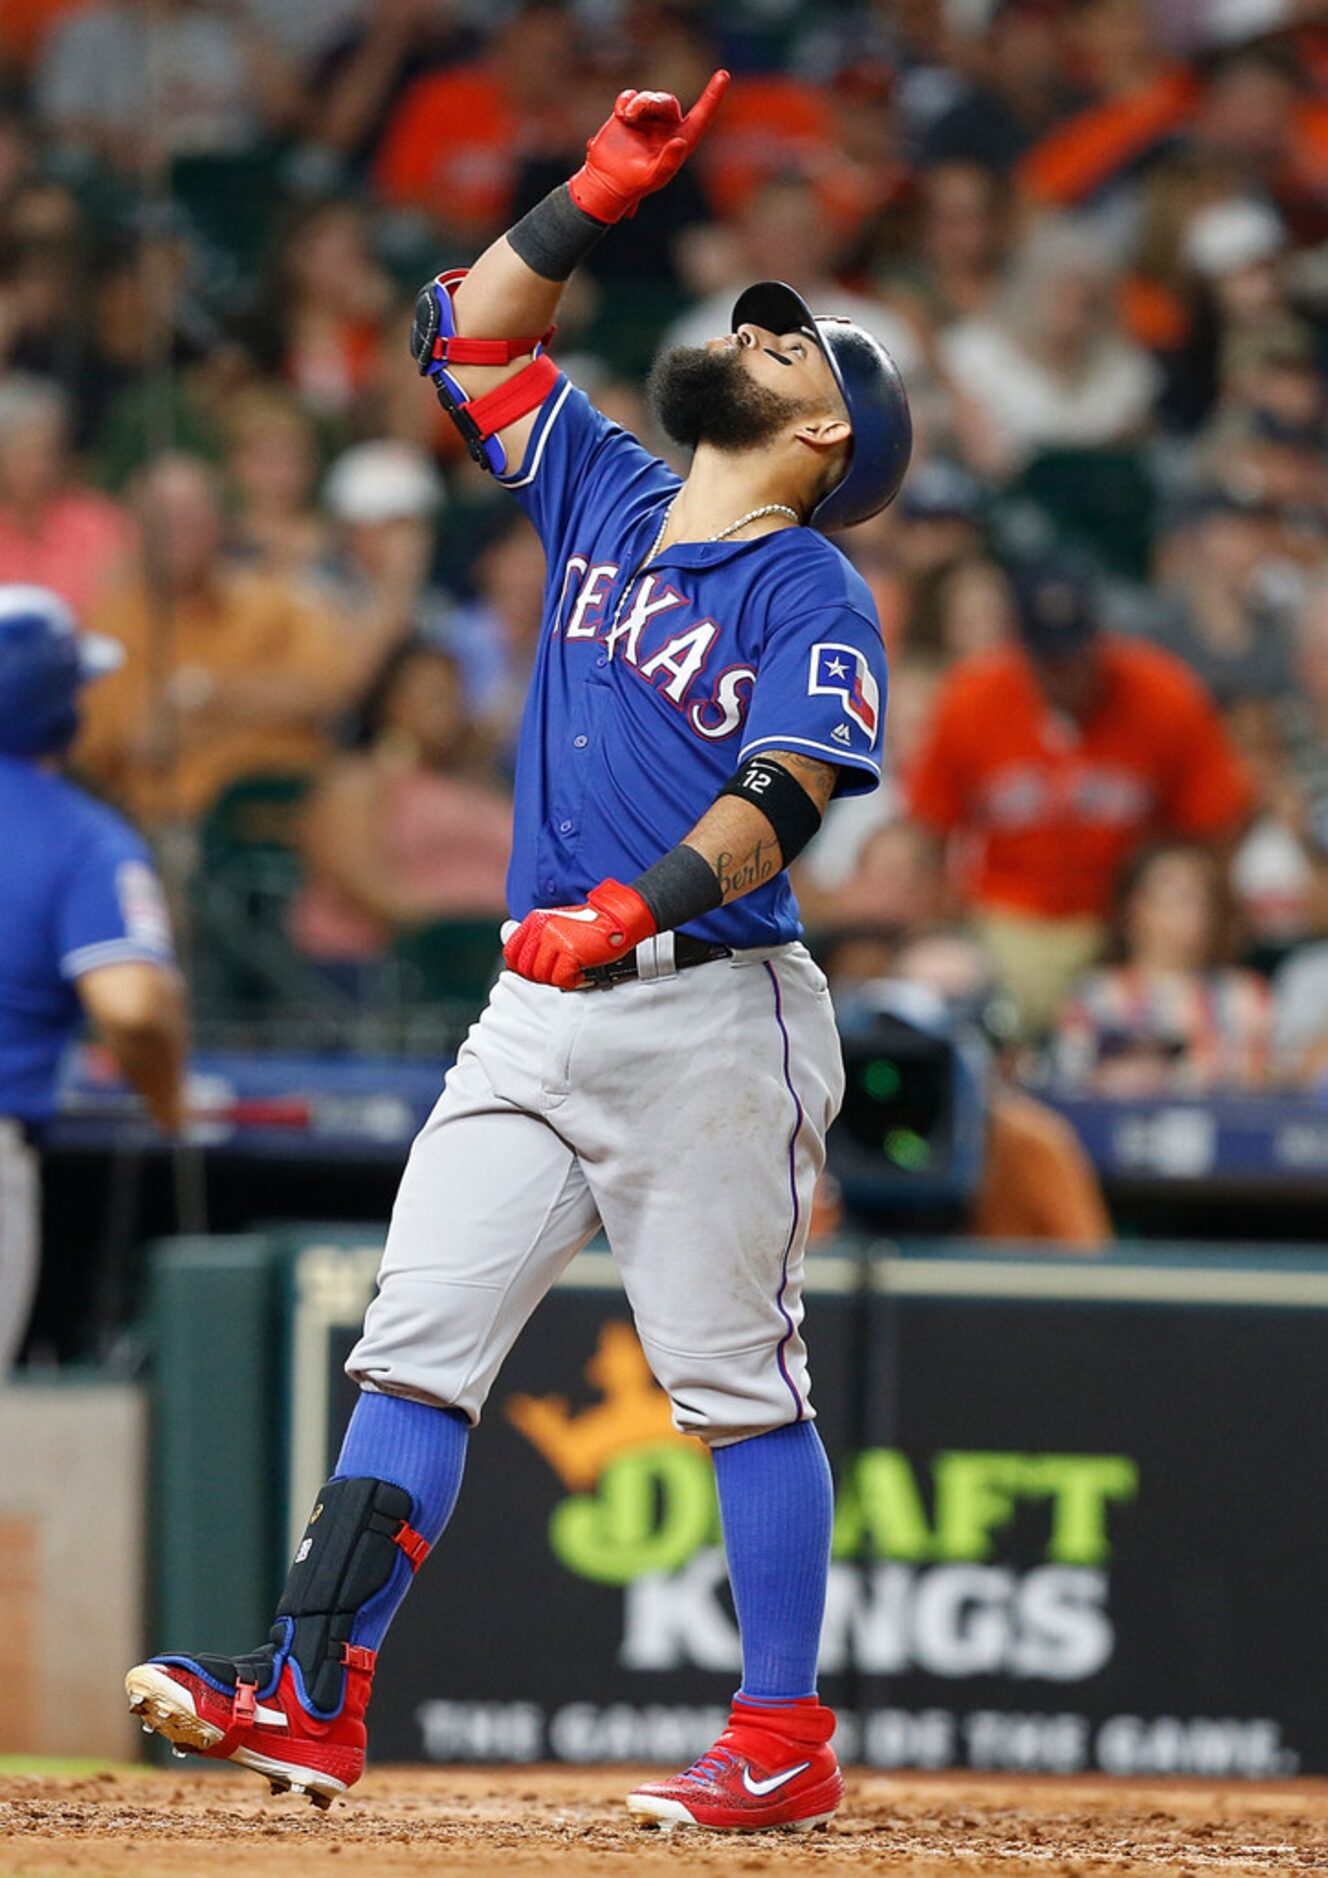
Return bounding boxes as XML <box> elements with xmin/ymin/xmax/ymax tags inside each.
<box><xmin>569</xmin><ymin>70</ymin><xmax>730</xmax><ymax>224</ymax></box>
<box><xmin>503</xmin><ymin>880</ymin><xmax>656</xmax><ymax>991</ymax></box>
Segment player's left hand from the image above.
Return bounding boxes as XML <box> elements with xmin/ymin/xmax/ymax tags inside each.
<box><xmin>503</xmin><ymin>880</ymin><xmax>656</xmax><ymax>990</ymax></box>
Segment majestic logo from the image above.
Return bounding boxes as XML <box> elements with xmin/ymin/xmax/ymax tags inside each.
<box><xmin>809</xmin><ymin>644</ymin><xmax>879</xmax><ymax>739</ymax></box>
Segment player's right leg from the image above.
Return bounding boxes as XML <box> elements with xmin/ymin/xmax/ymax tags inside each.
<box><xmin>129</xmin><ymin>978</ymin><xmax>601</xmax><ymax>1804</ymax></box>
<box><xmin>579</xmin><ymin>945</ymin><xmax>846</xmax><ymax>1831</ymax></box>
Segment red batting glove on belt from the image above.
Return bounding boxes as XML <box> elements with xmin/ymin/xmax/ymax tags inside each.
<box><xmin>569</xmin><ymin>70</ymin><xmax>730</xmax><ymax>224</ymax></box>
<box><xmin>504</xmin><ymin>880</ymin><xmax>657</xmax><ymax>991</ymax></box>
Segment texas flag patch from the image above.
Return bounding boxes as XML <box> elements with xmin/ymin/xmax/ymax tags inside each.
<box><xmin>808</xmin><ymin>643</ymin><xmax>880</xmax><ymax>739</ymax></box>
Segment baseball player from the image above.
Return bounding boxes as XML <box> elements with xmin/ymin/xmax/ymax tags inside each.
<box><xmin>0</xmin><ymin>586</ymin><xmax>185</xmax><ymax>1371</ymax></box>
<box><xmin>128</xmin><ymin>72</ymin><xmax>910</xmax><ymax>1834</ymax></box>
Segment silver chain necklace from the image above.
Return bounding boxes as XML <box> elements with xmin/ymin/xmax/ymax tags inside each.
<box><xmin>606</xmin><ymin>502</ymin><xmax>800</xmax><ymax>660</ymax></box>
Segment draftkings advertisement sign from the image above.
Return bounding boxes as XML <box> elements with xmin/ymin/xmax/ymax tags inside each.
<box><xmin>284</xmin><ymin>1241</ymin><xmax>1328</xmax><ymax>1775</ymax></box>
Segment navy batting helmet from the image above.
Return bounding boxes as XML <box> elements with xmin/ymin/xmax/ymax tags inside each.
<box><xmin>730</xmin><ymin>280</ymin><xmax>912</xmax><ymax>532</ymax></box>
<box><xmin>0</xmin><ymin>585</ymin><xmax>123</xmax><ymax>759</ymax></box>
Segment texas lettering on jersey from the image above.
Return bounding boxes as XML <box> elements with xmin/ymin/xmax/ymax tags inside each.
<box><xmin>558</xmin><ymin>559</ymin><xmax>753</xmax><ymax>740</ymax></box>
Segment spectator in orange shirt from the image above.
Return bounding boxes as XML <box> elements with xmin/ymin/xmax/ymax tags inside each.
<box><xmin>1191</xmin><ymin>44</ymin><xmax>1328</xmax><ymax>246</ymax></box>
<box><xmin>373</xmin><ymin>1</ymin><xmax>580</xmax><ymax>242</ymax></box>
<box><xmin>0</xmin><ymin>0</ymin><xmax>92</xmax><ymax>69</ymax></box>
<box><xmin>697</xmin><ymin>62</ymin><xmax>901</xmax><ymax>233</ymax></box>
<box><xmin>1019</xmin><ymin>0</ymin><xmax>1198</xmax><ymax>209</ymax></box>
<box><xmin>0</xmin><ymin>374</ymin><xmax>134</xmax><ymax>617</ymax></box>
<box><xmin>921</xmin><ymin>0</ymin><xmax>1077</xmax><ymax>175</ymax></box>
<box><xmin>300</xmin><ymin>0</ymin><xmax>474</xmax><ymax>181</ymax></box>
<box><xmin>906</xmin><ymin>557</ymin><xmax>1253</xmax><ymax>1030</ymax></box>
<box><xmin>75</xmin><ymin>453</ymin><xmax>358</xmax><ymax>828</ymax></box>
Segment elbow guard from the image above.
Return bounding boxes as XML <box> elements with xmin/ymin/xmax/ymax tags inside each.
<box><xmin>718</xmin><ymin>756</ymin><xmax>824</xmax><ymax>865</ymax></box>
<box><xmin>410</xmin><ymin>268</ymin><xmax>559</xmax><ymax>475</ymax></box>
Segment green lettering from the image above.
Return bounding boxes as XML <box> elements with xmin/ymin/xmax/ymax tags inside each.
<box><xmin>933</xmin><ymin>1451</ymin><xmax>1025</xmax><ymax>1559</ymax></box>
<box><xmin>548</xmin><ymin>1443</ymin><xmax>716</xmax><ymax>1584</ymax></box>
<box><xmin>1020</xmin><ymin>1454</ymin><xmax>1138</xmax><ymax>1564</ymax></box>
<box><xmin>833</xmin><ymin>1450</ymin><xmax>935</xmax><ymax>1561</ymax></box>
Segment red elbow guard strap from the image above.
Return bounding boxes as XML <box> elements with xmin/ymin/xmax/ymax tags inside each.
<box><xmin>463</xmin><ymin>355</ymin><xmax>559</xmax><ymax>442</ymax></box>
<box><xmin>426</xmin><ymin>329</ymin><xmax>554</xmax><ymax>368</ymax></box>
<box><xmin>411</xmin><ymin>268</ymin><xmax>559</xmax><ymax>474</ymax></box>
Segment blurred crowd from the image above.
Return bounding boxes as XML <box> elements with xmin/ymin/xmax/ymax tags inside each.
<box><xmin>11</xmin><ymin>0</ymin><xmax>1328</xmax><ymax>1090</ymax></box>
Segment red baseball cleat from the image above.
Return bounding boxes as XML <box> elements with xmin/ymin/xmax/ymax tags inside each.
<box><xmin>627</xmin><ymin>1697</ymin><xmax>843</xmax><ymax>1833</ymax></box>
<box><xmin>125</xmin><ymin>1633</ymin><xmax>375</xmax><ymax>1808</ymax></box>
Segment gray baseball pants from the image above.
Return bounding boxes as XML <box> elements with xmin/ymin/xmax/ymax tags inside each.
<box><xmin>347</xmin><ymin>939</ymin><xmax>843</xmax><ymax>1446</ymax></box>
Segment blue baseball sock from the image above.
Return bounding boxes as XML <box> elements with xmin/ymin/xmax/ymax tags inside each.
<box><xmin>332</xmin><ymin>1390</ymin><xmax>468</xmax><ymax>1652</ymax></box>
<box><xmin>711</xmin><ymin>1420</ymin><xmax>833</xmax><ymax>1704</ymax></box>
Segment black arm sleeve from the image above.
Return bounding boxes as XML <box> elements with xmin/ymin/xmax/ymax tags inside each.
<box><xmin>506</xmin><ymin>184</ymin><xmax>609</xmax><ymax>281</ymax></box>
<box><xmin>716</xmin><ymin>756</ymin><xmax>824</xmax><ymax>863</ymax></box>
<box><xmin>631</xmin><ymin>843</ymin><xmax>723</xmax><ymax>931</ymax></box>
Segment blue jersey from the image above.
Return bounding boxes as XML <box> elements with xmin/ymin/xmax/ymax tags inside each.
<box><xmin>498</xmin><ymin>375</ymin><xmax>889</xmax><ymax>948</ymax></box>
<box><xmin>0</xmin><ymin>756</ymin><xmax>175</xmax><ymax>1123</ymax></box>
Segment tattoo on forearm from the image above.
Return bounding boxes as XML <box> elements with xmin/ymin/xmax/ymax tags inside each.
<box><xmin>764</xmin><ymin>749</ymin><xmax>837</xmax><ymax>813</ymax></box>
<box><xmin>714</xmin><ymin>838</ymin><xmax>781</xmax><ymax>901</ymax></box>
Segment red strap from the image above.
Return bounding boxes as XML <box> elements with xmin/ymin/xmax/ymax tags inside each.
<box><xmin>210</xmin><ymin>1678</ymin><xmax>259</xmax><ymax>1758</ymax></box>
<box><xmin>433</xmin><ymin>330</ymin><xmax>554</xmax><ymax>366</ymax></box>
<box><xmin>393</xmin><ymin>1520</ymin><xmax>431</xmax><ymax>1571</ymax></box>
<box><xmin>463</xmin><ymin>354</ymin><xmax>559</xmax><ymax>442</ymax></box>
<box><xmin>340</xmin><ymin>1642</ymin><xmax>377</xmax><ymax>1676</ymax></box>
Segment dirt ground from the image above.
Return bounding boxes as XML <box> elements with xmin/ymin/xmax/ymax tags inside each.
<box><xmin>4</xmin><ymin>1766</ymin><xmax>1328</xmax><ymax>1877</ymax></box>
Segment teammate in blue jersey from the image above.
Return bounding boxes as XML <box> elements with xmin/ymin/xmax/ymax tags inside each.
<box><xmin>130</xmin><ymin>73</ymin><xmax>911</xmax><ymax>1832</ymax></box>
<box><xmin>0</xmin><ymin>586</ymin><xmax>185</xmax><ymax>1370</ymax></box>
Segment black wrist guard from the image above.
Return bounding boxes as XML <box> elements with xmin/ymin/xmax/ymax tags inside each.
<box><xmin>507</xmin><ymin>184</ymin><xmax>609</xmax><ymax>282</ymax></box>
<box><xmin>718</xmin><ymin>756</ymin><xmax>823</xmax><ymax>865</ymax></box>
<box><xmin>631</xmin><ymin>843</ymin><xmax>724</xmax><ymax>931</ymax></box>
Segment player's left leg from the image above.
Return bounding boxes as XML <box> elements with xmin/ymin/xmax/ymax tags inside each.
<box><xmin>129</xmin><ymin>982</ymin><xmax>602</xmax><ymax>1802</ymax></box>
<box><xmin>575</xmin><ymin>943</ymin><xmax>846</xmax><ymax>1831</ymax></box>
<box><xmin>126</xmin><ymin>1393</ymin><xmax>468</xmax><ymax>1804</ymax></box>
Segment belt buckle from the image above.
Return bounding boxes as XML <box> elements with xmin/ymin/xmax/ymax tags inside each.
<box><xmin>581</xmin><ymin>957</ymin><xmax>633</xmax><ymax>991</ymax></box>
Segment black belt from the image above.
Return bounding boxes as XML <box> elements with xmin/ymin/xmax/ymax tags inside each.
<box><xmin>582</xmin><ymin>934</ymin><xmax>733</xmax><ymax>989</ymax></box>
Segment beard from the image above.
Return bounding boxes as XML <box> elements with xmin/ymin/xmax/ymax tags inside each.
<box><xmin>647</xmin><ymin>344</ymin><xmax>817</xmax><ymax>453</ymax></box>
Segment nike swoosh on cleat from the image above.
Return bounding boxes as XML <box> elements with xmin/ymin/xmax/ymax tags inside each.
<box><xmin>741</xmin><ymin>1760</ymin><xmax>811</xmax><ymax>1796</ymax></box>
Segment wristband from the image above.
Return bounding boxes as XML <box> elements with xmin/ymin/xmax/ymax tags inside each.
<box><xmin>506</xmin><ymin>184</ymin><xmax>609</xmax><ymax>283</ymax></box>
<box><xmin>717</xmin><ymin>756</ymin><xmax>823</xmax><ymax>864</ymax></box>
<box><xmin>631</xmin><ymin>843</ymin><xmax>723</xmax><ymax>931</ymax></box>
